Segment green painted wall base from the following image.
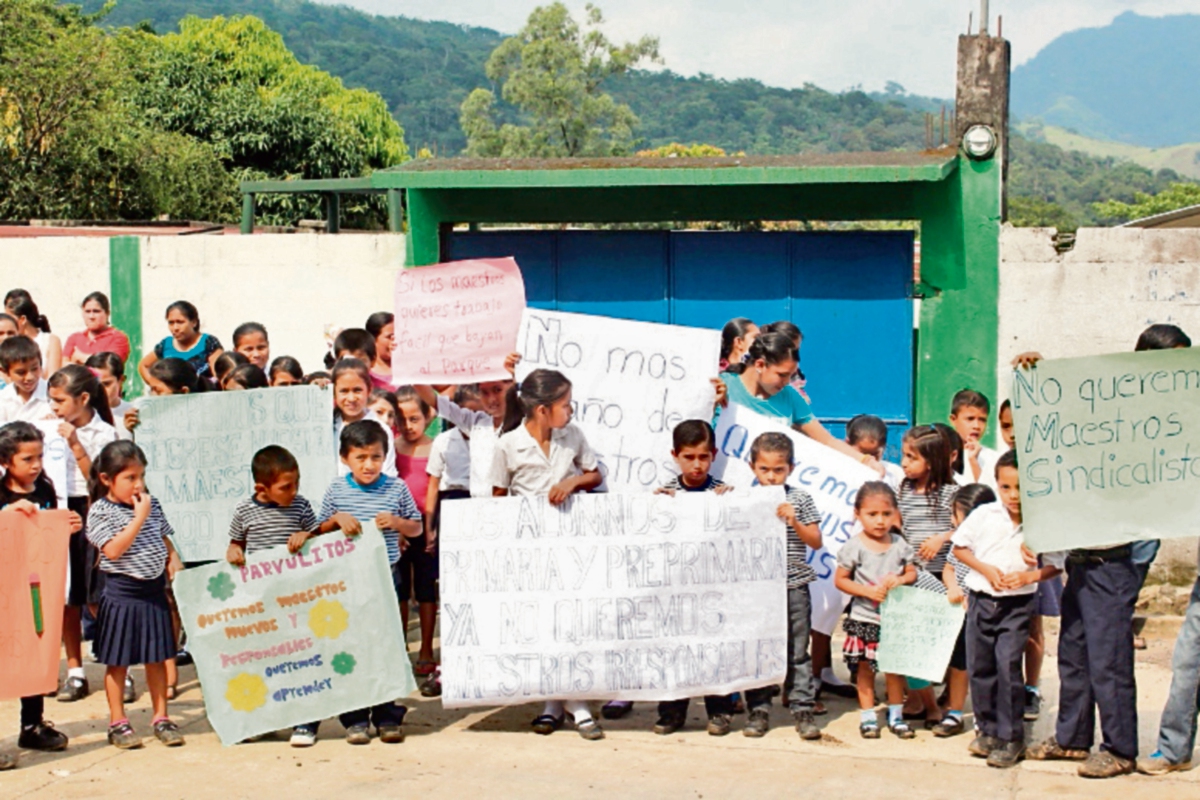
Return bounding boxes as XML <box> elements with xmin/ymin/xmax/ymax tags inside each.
<box><xmin>109</xmin><ymin>236</ymin><xmax>144</xmax><ymax>398</ymax></box>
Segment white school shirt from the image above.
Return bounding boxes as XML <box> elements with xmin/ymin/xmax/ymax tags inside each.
<box><xmin>333</xmin><ymin>409</ymin><xmax>398</xmax><ymax>479</ymax></box>
<box><xmin>491</xmin><ymin>422</ymin><xmax>598</xmax><ymax>497</ymax></box>
<box><xmin>427</xmin><ymin>428</ymin><xmax>471</xmax><ymax>492</ymax></box>
<box><xmin>112</xmin><ymin>399</ymin><xmax>135</xmax><ymax>441</ymax></box>
<box><xmin>881</xmin><ymin>460</ymin><xmax>905</xmax><ymax>491</ymax></box>
<box><xmin>436</xmin><ymin>395</ymin><xmax>500</xmax><ymax>498</ymax></box>
<box><xmin>64</xmin><ymin>413</ymin><xmax>118</xmax><ymax>496</ymax></box>
<box><xmin>968</xmin><ymin>444</ymin><xmax>1000</xmax><ymax>489</ymax></box>
<box><xmin>0</xmin><ymin>379</ymin><xmax>51</xmax><ymax>423</ymax></box>
<box><xmin>949</xmin><ymin>501</ymin><xmax>1065</xmax><ymax>597</ymax></box>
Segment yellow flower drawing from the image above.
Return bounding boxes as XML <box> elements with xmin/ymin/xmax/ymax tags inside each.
<box><xmin>225</xmin><ymin>673</ymin><xmax>268</xmax><ymax>713</ymax></box>
<box><xmin>308</xmin><ymin>598</ymin><xmax>349</xmax><ymax>640</ymax></box>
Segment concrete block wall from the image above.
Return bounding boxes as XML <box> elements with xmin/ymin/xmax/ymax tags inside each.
<box><xmin>0</xmin><ymin>238</ymin><xmax>112</xmax><ymax>341</ymax></box>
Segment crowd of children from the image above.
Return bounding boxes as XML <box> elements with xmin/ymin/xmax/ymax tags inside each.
<box><xmin>1</xmin><ymin>291</ymin><xmax>1198</xmax><ymax>781</ymax></box>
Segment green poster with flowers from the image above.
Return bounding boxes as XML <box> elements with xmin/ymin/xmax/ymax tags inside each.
<box><xmin>174</xmin><ymin>525</ymin><xmax>416</xmax><ymax>745</ymax></box>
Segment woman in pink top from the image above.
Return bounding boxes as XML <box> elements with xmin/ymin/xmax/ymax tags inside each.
<box><xmin>392</xmin><ymin>387</ymin><xmax>437</xmax><ymax>675</ymax></box>
<box><xmin>63</xmin><ymin>292</ymin><xmax>130</xmax><ymax>365</ymax></box>
<box><xmin>366</xmin><ymin>312</ymin><xmax>395</xmax><ymax>389</ymax></box>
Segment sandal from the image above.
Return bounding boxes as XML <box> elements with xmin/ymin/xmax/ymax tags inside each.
<box><xmin>531</xmin><ymin>714</ymin><xmax>563</xmax><ymax>735</ymax></box>
<box><xmin>860</xmin><ymin>721</ymin><xmax>881</xmax><ymax>739</ymax></box>
<box><xmin>889</xmin><ymin>720</ymin><xmax>916</xmax><ymax>739</ymax></box>
<box><xmin>414</xmin><ymin>659</ymin><xmax>438</xmax><ymax>676</ymax></box>
<box><xmin>932</xmin><ymin>715</ymin><xmax>965</xmax><ymax>737</ymax></box>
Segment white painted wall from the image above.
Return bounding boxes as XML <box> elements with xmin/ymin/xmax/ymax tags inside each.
<box><xmin>0</xmin><ymin>237</ymin><xmax>112</xmax><ymax>344</ymax></box>
<box><xmin>140</xmin><ymin>234</ymin><xmax>404</xmax><ymax>375</ymax></box>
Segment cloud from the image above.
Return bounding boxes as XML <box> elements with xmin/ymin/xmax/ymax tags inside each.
<box><xmin>316</xmin><ymin>0</ymin><xmax>1200</xmax><ymax>96</ymax></box>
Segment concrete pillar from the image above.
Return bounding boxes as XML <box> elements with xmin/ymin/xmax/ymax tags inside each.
<box><xmin>956</xmin><ymin>32</ymin><xmax>1011</xmax><ymax>217</ymax></box>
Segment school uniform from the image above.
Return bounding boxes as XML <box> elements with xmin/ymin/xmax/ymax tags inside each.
<box><xmin>952</xmin><ymin>502</ymin><xmax>1063</xmax><ymax>744</ymax></box>
<box><xmin>86</xmin><ymin>497</ymin><xmax>176</xmax><ymax>667</ymax></box>
<box><xmin>971</xmin><ymin>444</ymin><xmax>1000</xmax><ymax>490</ymax></box>
<box><xmin>64</xmin><ymin>414</ymin><xmax>118</xmax><ymax>608</ymax></box>
<box><xmin>490</xmin><ymin>422</ymin><xmax>598</xmax><ymax>496</ymax></box>
<box><xmin>111</xmin><ymin>400</ymin><xmax>135</xmax><ymax>441</ymax></box>
<box><xmin>334</xmin><ymin>410</ymin><xmax>398</xmax><ymax>479</ymax></box>
<box><xmin>435</xmin><ymin>395</ymin><xmax>498</xmax><ymax>499</ymax></box>
<box><xmin>228</xmin><ymin>495</ymin><xmax>318</xmax><ymax>554</ymax></box>
<box><xmin>0</xmin><ymin>379</ymin><xmax>50</xmax><ymax>423</ymax></box>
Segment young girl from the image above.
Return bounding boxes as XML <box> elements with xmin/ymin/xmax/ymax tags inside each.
<box><xmin>86</xmin><ymin>352</ymin><xmax>136</xmax><ymax>439</ymax></box>
<box><xmin>86</xmin><ymin>441</ymin><xmax>185</xmax><ymax>749</ymax></box>
<box><xmin>834</xmin><ymin>481</ymin><xmax>917</xmax><ymax>739</ymax></box>
<box><xmin>222</xmin><ymin>363</ymin><xmax>268</xmax><ymax>391</ymax></box>
<box><xmin>212</xmin><ymin>352</ymin><xmax>248</xmax><ymax>389</ymax></box>
<box><xmin>492</xmin><ymin>369</ymin><xmax>604</xmax><ymax>739</ymax></box>
<box><xmin>4</xmin><ymin>290</ymin><xmax>61</xmax><ymax>377</ymax></box>
<box><xmin>366</xmin><ymin>312</ymin><xmax>395</xmax><ymax>389</ymax></box>
<box><xmin>47</xmin><ymin>364</ymin><xmax>118</xmax><ymax>703</ymax></box>
<box><xmin>369</xmin><ymin>389</ymin><xmax>400</xmax><ymax>432</ymax></box>
<box><xmin>0</xmin><ymin>422</ymin><xmax>79</xmax><ymax>763</ymax></box>
<box><xmin>393</xmin><ymin>387</ymin><xmax>437</xmax><ymax>675</ymax></box>
<box><xmin>124</xmin><ymin>359</ymin><xmax>209</xmax><ymax>435</ymax></box>
<box><xmin>0</xmin><ymin>313</ymin><xmax>18</xmax><ymax>388</ymax></box>
<box><xmin>332</xmin><ymin>358</ymin><xmax>397</xmax><ymax>479</ymax></box>
<box><xmin>138</xmin><ymin>301</ymin><xmax>223</xmax><ymax>386</ymax></box>
<box><xmin>932</xmin><ymin>422</ymin><xmax>968</xmax><ymax>486</ymax></box>
<box><xmin>231</xmin><ymin>322</ymin><xmax>270</xmax><ymax>370</ymax></box>
<box><xmin>718</xmin><ymin>317</ymin><xmax>757</xmax><ymax>371</ymax></box>
<box><xmin>269</xmin><ymin>356</ymin><xmax>304</xmax><ymax>387</ymax></box>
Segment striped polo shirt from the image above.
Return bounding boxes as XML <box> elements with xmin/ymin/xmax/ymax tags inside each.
<box><xmin>229</xmin><ymin>495</ymin><xmax>319</xmax><ymax>554</ymax></box>
<box><xmin>87</xmin><ymin>496</ymin><xmax>174</xmax><ymax>580</ymax></box>
<box><xmin>898</xmin><ymin>481</ymin><xmax>959</xmax><ymax>576</ymax></box>
<box><xmin>319</xmin><ymin>474</ymin><xmax>420</xmax><ymax>564</ymax></box>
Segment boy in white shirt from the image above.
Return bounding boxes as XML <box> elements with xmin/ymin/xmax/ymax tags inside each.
<box><xmin>0</xmin><ymin>337</ymin><xmax>50</xmax><ymax>423</ymax></box>
<box><xmin>951</xmin><ymin>450</ymin><xmax>1063</xmax><ymax>768</ymax></box>
<box><xmin>950</xmin><ymin>389</ymin><xmax>1000</xmax><ymax>488</ymax></box>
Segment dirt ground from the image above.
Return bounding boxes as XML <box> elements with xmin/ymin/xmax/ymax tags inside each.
<box><xmin>2</xmin><ymin>623</ymin><xmax>1197</xmax><ymax>799</ymax></box>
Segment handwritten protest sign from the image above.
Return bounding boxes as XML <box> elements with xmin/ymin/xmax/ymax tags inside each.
<box><xmin>31</xmin><ymin>421</ymin><xmax>69</xmax><ymax>508</ymax></box>
<box><xmin>1010</xmin><ymin>349</ymin><xmax>1200</xmax><ymax>552</ymax></box>
<box><xmin>136</xmin><ymin>386</ymin><xmax>336</xmax><ymax>563</ymax></box>
<box><xmin>174</xmin><ymin>526</ymin><xmax>416</xmax><ymax>744</ymax></box>
<box><xmin>516</xmin><ymin>309</ymin><xmax>719</xmax><ymax>491</ymax></box>
<box><xmin>392</xmin><ymin>258</ymin><xmax>526</xmax><ymax>384</ymax></box>
<box><xmin>438</xmin><ymin>489</ymin><xmax>787</xmax><ymax>707</ymax></box>
<box><xmin>877</xmin><ymin>586</ymin><xmax>965</xmax><ymax>683</ymax></box>
<box><xmin>0</xmin><ymin>510</ymin><xmax>71</xmax><ymax>699</ymax></box>
<box><xmin>712</xmin><ymin>404</ymin><xmax>878</xmax><ymax>635</ymax></box>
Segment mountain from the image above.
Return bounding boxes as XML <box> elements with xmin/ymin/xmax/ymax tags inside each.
<box><xmin>1012</xmin><ymin>12</ymin><xmax>1200</xmax><ymax>148</ymax></box>
<box><xmin>1019</xmin><ymin>124</ymin><xmax>1200</xmax><ymax>181</ymax></box>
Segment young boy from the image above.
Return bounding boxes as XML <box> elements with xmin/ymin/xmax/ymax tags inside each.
<box><xmin>318</xmin><ymin>421</ymin><xmax>422</xmax><ymax>745</ymax></box>
<box><xmin>846</xmin><ymin>414</ymin><xmax>904</xmax><ymax>489</ymax></box>
<box><xmin>742</xmin><ymin>432</ymin><xmax>824</xmax><ymax>741</ymax></box>
<box><xmin>226</xmin><ymin>445</ymin><xmax>321</xmax><ymax>747</ymax></box>
<box><xmin>332</xmin><ymin>328</ymin><xmax>376</xmax><ymax>369</ymax></box>
<box><xmin>997</xmin><ymin>399</ymin><xmax>1016</xmax><ymax>451</ymax></box>
<box><xmin>0</xmin><ymin>336</ymin><xmax>49</xmax><ymax>423</ymax></box>
<box><xmin>951</xmin><ymin>450</ymin><xmax>1062</xmax><ymax>768</ymax></box>
<box><xmin>949</xmin><ymin>389</ymin><xmax>998</xmax><ymax>488</ymax></box>
<box><xmin>650</xmin><ymin>420</ymin><xmax>735</xmax><ymax>736</ymax></box>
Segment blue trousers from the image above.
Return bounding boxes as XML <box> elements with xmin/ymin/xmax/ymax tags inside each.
<box><xmin>1155</xmin><ymin>576</ymin><xmax>1200</xmax><ymax>764</ymax></box>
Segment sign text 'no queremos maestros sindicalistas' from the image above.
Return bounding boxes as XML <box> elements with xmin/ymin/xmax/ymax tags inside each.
<box><xmin>174</xmin><ymin>527</ymin><xmax>416</xmax><ymax>745</ymax></box>
<box><xmin>438</xmin><ymin>489</ymin><xmax>788</xmax><ymax>707</ymax></box>
<box><xmin>136</xmin><ymin>386</ymin><xmax>337</xmax><ymax>563</ymax></box>
<box><xmin>392</xmin><ymin>257</ymin><xmax>526</xmax><ymax>384</ymax></box>
<box><xmin>712</xmin><ymin>403</ymin><xmax>878</xmax><ymax>636</ymax></box>
<box><xmin>1010</xmin><ymin>348</ymin><xmax>1200</xmax><ymax>552</ymax></box>
<box><xmin>876</xmin><ymin>586</ymin><xmax>965</xmax><ymax>683</ymax></box>
<box><xmin>516</xmin><ymin>309</ymin><xmax>720</xmax><ymax>491</ymax></box>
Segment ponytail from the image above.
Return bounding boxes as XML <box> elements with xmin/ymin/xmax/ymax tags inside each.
<box><xmin>48</xmin><ymin>364</ymin><xmax>113</xmax><ymax>426</ymax></box>
<box><xmin>501</xmin><ymin>369</ymin><xmax>572</xmax><ymax>435</ymax></box>
<box><xmin>148</xmin><ymin>358</ymin><xmax>209</xmax><ymax>394</ymax></box>
<box><xmin>89</xmin><ymin>440</ymin><xmax>146</xmax><ymax>502</ymax></box>
<box><xmin>4</xmin><ymin>289</ymin><xmax>50</xmax><ymax>333</ymax></box>
<box><xmin>501</xmin><ymin>383</ymin><xmax>523</xmax><ymax>435</ymax></box>
<box><xmin>726</xmin><ymin>331</ymin><xmax>797</xmax><ymax>376</ymax></box>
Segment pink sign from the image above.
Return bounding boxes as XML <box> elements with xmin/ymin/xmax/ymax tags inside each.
<box><xmin>392</xmin><ymin>258</ymin><xmax>526</xmax><ymax>384</ymax></box>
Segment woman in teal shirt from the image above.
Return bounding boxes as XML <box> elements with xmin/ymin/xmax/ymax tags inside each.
<box><xmin>138</xmin><ymin>301</ymin><xmax>224</xmax><ymax>386</ymax></box>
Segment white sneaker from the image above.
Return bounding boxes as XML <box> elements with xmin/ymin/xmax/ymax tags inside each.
<box><xmin>290</xmin><ymin>726</ymin><xmax>317</xmax><ymax>747</ymax></box>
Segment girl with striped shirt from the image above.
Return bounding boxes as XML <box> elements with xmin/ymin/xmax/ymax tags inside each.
<box><xmin>86</xmin><ymin>441</ymin><xmax>185</xmax><ymax>751</ymax></box>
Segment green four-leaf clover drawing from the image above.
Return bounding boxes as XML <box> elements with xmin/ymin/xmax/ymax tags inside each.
<box><xmin>332</xmin><ymin>652</ymin><xmax>356</xmax><ymax>676</ymax></box>
<box><xmin>207</xmin><ymin>572</ymin><xmax>236</xmax><ymax>601</ymax></box>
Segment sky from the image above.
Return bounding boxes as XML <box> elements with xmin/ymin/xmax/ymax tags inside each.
<box><xmin>313</xmin><ymin>0</ymin><xmax>1200</xmax><ymax>97</ymax></box>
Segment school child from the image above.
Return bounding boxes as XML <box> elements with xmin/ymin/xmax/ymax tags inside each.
<box><xmin>232</xmin><ymin>322</ymin><xmax>270</xmax><ymax>370</ymax></box>
<box><xmin>86</xmin><ymin>440</ymin><xmax>185</xmax><ymax>749</ymax></box>
<box><xmin>303</xmin><ymin>371</ymin><xmax>331</xmax><ymax>388</ymax></box>
<box><xmin>48</xmin><ymin>365</ymin><xmax>119</xmax><ymax>703</ymax></box>
<box><xmin>834</xmin><ymin>482</ymin><xmax>917</xmax><ymax>739</ymax></box>
<box><xmin>222</xmin><ymin>363</ymin><xmax>268</xmax><ymax>391</ymax></box>
<box><xmin>735</xmin><ymin>431</ymin><xmax>825</xmax><ymax>739</ymax></box>
<box><xmin>933</xmin><ymin>422</ymin><xmax>969</xmax><ymax>486</ymax></box>
<box><xmin>950</xmin><ymin>389</ymin><xmax>999</xmax><ymax>489</ymax></box>
<box><xmin>424</xmin><ymin>387</ymin><xmax>479</xmax><ymax>537</ymax></box>
<box><xmin>647</xmin><ymin>420</ymin><xmax>738</xmax><ymax>735</ymax></box>
<box><xmin>997</xmin><ymin>399</ymin><xmax>1015</xmax><ymax>451</ymax></box>
<box><xmin>393</xmin><ymin>387</ymin><xmax>438</xmax><ymax>676</ymax></box>
<box><xmin>4</xmin><ymin>290</ymin><xmax>60</xmax><ymax>376</ymax></box>
<box><xmin>123</xmin><ymin>358</ymin><xmax>209</xmax><ymax>434</ymax></box>
<box><xmin>226</xmin><ymin>445</ymin><xmax>321</xmax><ymax>747</ymax></box>
<box><xmin>492</xmin><ymin>369</ymin><xmax>604</xmax><ymax>739</ymax></box>
<box><xmin>368</xmin><ymin>389</ymin><xmax>400</xmax><ymax>432</ymax></box>
<box><xmin>331</xmin><ymin>358</ymin><xmax>397</xmax><ymax>479</ymax></box>
<box><xmin>0</xmin><ymin>422</ymin><xmax>79</xmax><ymax>768</ymax></box>
<box><xmin>0</xmin><ymin>336</ymin><xmax>50</xmax><ymax>422</ymax></box>
<box><xmin>718</xmin><ymin>317</ymin><xmax>758</xmax><ymax>371</ymax></box>
<box><xmin>317</xmin><ymin>421</ymin><xmax>422</xmax><ymax>744</ymax></box>
<box><xmin>0</xmin><ymin>312</ymin><xmax>19</xmax><ymax>385</ymax></box>
<box><xmin>847</xmin><ymin>414</ymin><xmax>904</xmax><ymax>489</ymax></box>
<box><xmin>269</xmin><ymin>356</ymin><xmax>304</xmax><ymax>387</ymax></box>
<box><xmin>213</xmin><ymin>352</ymin><xmax>248</xmax><ymax>388</ymax></box>
<box><xmin>138</xmin><ymin>301</ymin><xmax>223</xmax><ymax>385</ymax></box>
<box><xmin>86</xmin><ymin>352</ymin><xmax>136</xmax><ymax>439</ymax></box>
<box><xmin>332</xmin><ymin>329</ymin><xmax>378</xmax><ymax>382</ymax></box>
<box><xmin>952</xmin><ymin>451</ymin><xmax>1063</xmax><ymax>768</ymax></box>
<box><xmin>366</xmin><ymin>312</ymin><xmax>395</xmax><ymax>389</ymax></box>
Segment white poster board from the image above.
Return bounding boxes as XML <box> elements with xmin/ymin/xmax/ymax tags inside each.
<box><xmin>31</xmin><ymin>421</ymin><xmax>69</xmax><ymax>508</ymax></box>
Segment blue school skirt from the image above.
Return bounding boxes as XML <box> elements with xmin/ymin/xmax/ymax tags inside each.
<box><xmin>95</xmin><ymin>572</ymin><xmax>175</xmax><ymax>667</ymax></box>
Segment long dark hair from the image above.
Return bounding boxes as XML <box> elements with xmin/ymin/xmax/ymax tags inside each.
<box><xmin>165</xmin><ymin>300</ymin><xmax>201</xmax><ymax>331</ymax></box>
<box><xmin>902</xmin><ymin>424</ymin><xmax>954</xmax><ymax>502</ymax></box>
<box><xmin>502</xmin><ymin>369</ymin><xmax>572</xmax><ymax>434</ymax></box>
<box><xmin>89</xmin><ymin>440</ymin><xmax>147</xmax><ymax>502</ymax></box>
<box><xmin>5</xmin><ymin>289</ymin><xmax>50</xmax><ymax>332</ymax></box>
<box><xmin>224</xmin><ymin>363</ymin><xmax>268</xmax><ymax>390</ymax></box>
<box><xmin>719</xmin><ymin>317</ymin><xmax>755</xmax><ymax>362</ymax></box>
<box><xmin>725</xmin><ymin>331</ymin><xmax>797</xmax><ymax>376</ymax></box>
<box><xmin>48</xmin><ymin>364</ymin><xmax>114</xmax><ymax>426</ymax></box>
<box><xmin>149</xmin><ymin>357</ymin><xmax>208</xmax><ymax>394</ymax></box>
<box><xmin>952</xmin><ymin>484</ymin><xmax>996</xmax><ymax>521</ymax></box>
<box><xmin>932</xmin><ymin>422</ymin><xmax>965</xmax><ymax>477</ymax></box>
<box><xmin>269</xmin><ymin>356</ymin><xmax>304</xmax><ymax>384</ymax></box>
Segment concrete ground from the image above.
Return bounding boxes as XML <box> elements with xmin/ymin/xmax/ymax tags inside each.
<box><xmin>2</xmin><ymin>623</ymin><xmax>1197</xmax><ymax>799</ymax></box>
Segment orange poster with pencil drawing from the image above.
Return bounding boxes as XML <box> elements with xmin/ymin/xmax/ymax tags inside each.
<box><xmin>0</xmin><ymin>509</ymin><xmax>71</xmax><ymax>700</ymax></box>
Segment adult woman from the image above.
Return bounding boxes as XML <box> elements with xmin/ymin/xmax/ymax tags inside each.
<box><xmin>719</xmin><ymin>317</ymin><xmax>758</xmax><ymax>371</ymax></box>
<box><xmin>4</xmin><ymin>290</ymin><xmax>61</xmax><ymax>376</ymax></box>
<box><xmin>366</xmin><ymin>311</ymin><xmax>395</xmax><ymax>389</ymax></box>
<box><xmin>63</xmin><ymin>292</ymin><xmax>131</xmax><ymax>365</ymax></box>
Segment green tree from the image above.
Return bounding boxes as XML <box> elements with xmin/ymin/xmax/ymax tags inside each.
<box><xmin>1093</xmin><ymin>182</ymin><xmax>1200</xmax><ymax>223</ymax></box>
<box><xmin>460</xmin><ymin>3</ymin><xmax>660</xmax><ymax>157</ymax></box>
<box><xmin>636</xmin><ymin>142</ymin><xmax>734</xmax><ymax>157</ymax></box>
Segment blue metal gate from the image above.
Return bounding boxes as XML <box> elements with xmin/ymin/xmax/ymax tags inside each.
<box><xmin>446</xmin><ymin>230</ymin><xmax>914</xmax><ymax>457</ymax></box>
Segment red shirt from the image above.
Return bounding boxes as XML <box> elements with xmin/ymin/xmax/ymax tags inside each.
<box><xmin>396</xmin><ymin>453</ymin><xmax>430</xmax><ymax>515</ymax></box>
<box><xmin>63</xmin><ymin>327</ymin><xmax>131</xmax><ymax>363</ymax></box>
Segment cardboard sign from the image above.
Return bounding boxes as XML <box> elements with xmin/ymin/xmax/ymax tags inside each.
<box><xmin>1010</xmin><ymin>349</ymin><xmax>1200</xmax><ymax>552</ymax></box>
<box><xmin>392</xmin><ymin>258</ymin><xmax>526</xmax><ymax>384</ymax></box>
<box><xmin>173</xmin><ymin>527</ymin><xmax>416</xmax><ymax>744</ymax></box>
<box><xmin>135</xmin><ymin>386</ymin><xmax>337</xmax><ymax>563</ymax></box>
<box><xmin>438</xmin><ymin>489</ymin><xmax>788</xmax><ymax>707</ymax></box>
<box><xmin>516</xmin><ymin>309</ymin><xmax>719</xmax><ymax>491</ymax></box>
<box><xmin>712</xmin><ymin>403</ymin><xmax>878</xmax><ymax>635</ymax></box>
<box><xmin>877</xmin><ymin>586</ymin><xmax>965</xmax><ymax>683</ymax></box>
<box><xmin>0</xmin><ymin>509</ymin><xmax>72</xmax><ymax>699</ymax></box>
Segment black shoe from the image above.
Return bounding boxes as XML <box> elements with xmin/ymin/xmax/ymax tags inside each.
<box><xmin>969</xmin><ymin>734</ymin><xmax>1002</xmax><ymax>758</ymax></box>
<box><xmin>1023</xmin><ymin>688</ymin><xmax>1041</xmax><ymax>721</ymax></box>
<box><xmin>175</xmin><ymin>648</ymin><xmax>194</xmax><ymax>667</ymax></box>
<box><xmin>653</xmin><ymin>712</ymin><xmax>686</xmax><ymax>735</ymax></box>
<box><xmin>707</xmin><ymin>714</ymin><xmax>732</xmax><ymax>736</ymax></box>
<box><xmin>743</xmin><ymin>709</ymin><xmax>770</xmax><ymax>738</ymax></box>
<box><xmin>601</xmin><ymin>701</ymin><xmax>633</xmax><ymax>720</ymax></box>
<box><xmin>153</xmin><ymin>719</ymin><xmax>185</xmax><ymax>747</ymax></box>
<box><xmin>794</xmin><ymin>710</ymin><xmax>821</xmax><ymax>740</ymax></box>
<box><xmin>932</xmin><ymin>715</ymin><xmax>965</xmax><ymax>737</ymax></box>
<box><xmin>107</xmin><ymin>721</ymin><xmax>143</xmax><ymax>750</ymax></box>
<box><xmin>56</xmin><ymin>676</ymin><xmax>88</xmax><ymax>703</ymax></box>
<box><xmin>531</xmin><ymin>714</ymin><xmax>563</xmax><ymax>735</ymax></box>
<box><xmin>18</xmin><ymin>721</ymin><xmax>68</xmax><ymax>752</ymax></box>
<box><xmin>987</xmin><ymin>740</ymin><xmax>1025</xmax><ymax>769</ymax></box>
<box><xmin>819</xmin><ymin>680</ymin><xmax>858</xmax><ymax>699</ymax></box>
